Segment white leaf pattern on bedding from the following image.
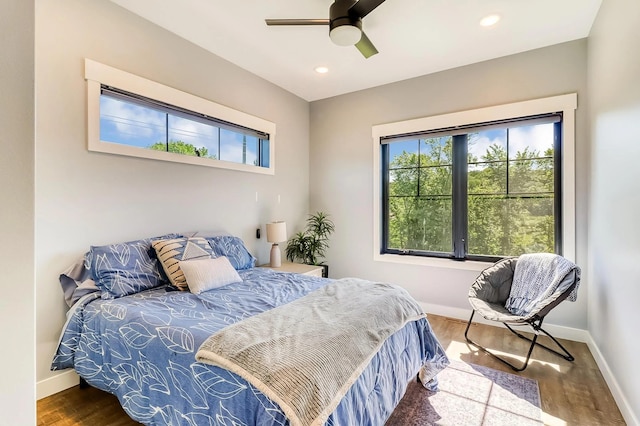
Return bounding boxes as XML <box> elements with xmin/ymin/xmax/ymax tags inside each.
<box><xmin>191</xmin><ymin>322</ymin><xmax>227</xmax><ymax>335</ymax></box>
<box><xmin>138</xmin><ymin>355</ymin><xmax>170</xmax><ymax>395</ymax></box>
<box><xmin>199</xmin><ymin>298</ymin><xmax>232</xmax><ymax>314</ymax></box>
<box><xmin>155</xmin><ymin>405</ymin><xmax>216</xmax><ymax>426</ymax></box>
<box><xmin>191</xmin><ymin>364</ymin><xmax>247</xmax><ymax>399</ymax></box>
<box><xmin>184</xmin><ymin>412</ymin><xmax>217</xmax><ymax>426</ymax></box>
<box><xmin>120</xmin><ymin>322</ymin><xmax>156</xmax><ymax>349</ymax></box>
<box><xmin>104</xmin><ymin>329</ymin><xmax>132</xmax><ymax>360</ymax></box>
<box><xmin>113</xmin><ymin>363</ymin><xmax>143</xmax><ymax>392</ymax></box>
<box><xmin>215</xmin><ymin>402</ymin><xmax>247</xmax><ymax>426</ymax></box>
<box><xmin>101</xmin><ymin>303</ymin><xmax>127</xmax><ymax>321</ymax></box>
<box><xmin>75</xmin><ymin>355</ymin><xmax>102</xmax><ymax>378</ymax></box>
<box><xmin>170</xmin><ymin>308</ymin><xmax>207</xmax><ymax>320</ymax></box>
<box><xmin>121</xmin><ymin>391</ymin><xmax>154</xmax><ymax>421</ymax></box>
<box><xmin>93</xmin><ymin>253</ymin><xmax>111</xmax><ymax>278</ymax></box>
<box><xmin>97</xmin><ymin>362</ymin><xmax>121</xmax><ymax>391</ymax></box>
<box><xmin>168</xmin><ymin>293</ymin><xmax>198</xmax><ymax>308</ymax></box>
<box><xmin>82</xmin><ymin>306</ymin><xmax>101</xmax><ymax>323</ymax></box>
<box><xmin>205</xmin><ymin>236</ymin><xmax>256</xmax><ymax>271</ymax></box>
<box><xmin>84</xmin><ymin>332</ymin><xmax>102</xmax><ymax>355</ymax></box>
<box><xmin>109</xmin><ymin>243</ymin><xmax>131</xmax><ymax>266</ymax></box>
<box><xmin>168</xmin><ymin>361</ymin><xmax>209</xmax><ymax>409</ymax></box>
<box><xmin>132</xmin><ymin>259</ymin><xmax>155</xmax><ymax>283</ymax></box>
<box><xmin>142</xmin><ymin>309</ymin><xmax>172</xmax><ymax>326</ymax></box>
<box><xmin>131</xmin><ymin>243</ymin><xmax>156</xmax><ymax>272</ymax></box>
<box><xmin>153</xmin><ymin>406</ymin><xmax>180</xmax><ymax>426</ymax></box>
<box><xmin>113</xmin><ymin>271</ymin><xmax>141</xmax><ymax>298</ymax></box>
<box><xmin>157</xmin><ymin>326</ymin><xmax>194</xmax><ymax>353</ymax></box>
<box><xmin>90</xmin><ymin>235</ymin><xmax>180</xmax><ymax>299</ymax></box>
<box><xmin>51</xmin><ymin>351</ymin><xmax>73</xmax><ymax>366</ymax></box>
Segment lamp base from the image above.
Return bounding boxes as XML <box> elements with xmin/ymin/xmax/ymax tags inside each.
<box><xmin>270</xmin><ymin>243</ymin><xmax>281</xmax><ymax>268</ymax></box>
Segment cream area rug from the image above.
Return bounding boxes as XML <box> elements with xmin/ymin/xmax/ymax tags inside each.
<box><xmin>386</xmin><ymin>360</ymin><xmax>542</xmax><ymax>426</ymax></box>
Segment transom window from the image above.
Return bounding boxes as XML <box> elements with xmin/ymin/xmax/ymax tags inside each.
<box><xmin>85</xmin><ymin>59</ymin><xmax>275</xmax><ymax>175</ymax></box>
<box><xmin>100</xmin><ymin>86</ymin><xmax>270</xmax><ymax>168</ymax></box>
<box><xmin>372</xmin><ymin>94</ymin><xmax>577</xmax><ymax>267</ymax></box>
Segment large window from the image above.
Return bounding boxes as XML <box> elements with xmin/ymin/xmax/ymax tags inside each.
<box><xmin>372</xmin><ymin>94</ymin><xmax>577</xmax><ymax>268</ymax></box>
<box><xmin>85</xmin><ymin>59</ymin><xmax>275</xmax><ymax>174</ymax></box>
<box><xmin>382</xmin><ymin>115</ymin><xmax>560</xmax><ymax>261</ymax></box>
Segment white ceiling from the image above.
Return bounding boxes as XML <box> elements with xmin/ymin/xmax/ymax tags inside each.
<box><xmin>110</xmin><ymin>0</ymin><xmax>602</xmax><ymax>102</ymax></box>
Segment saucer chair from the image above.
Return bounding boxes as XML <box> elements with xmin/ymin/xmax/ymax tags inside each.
<box><xmin>464</xmin><ymin>255</ymin><xmax>580</xmax><ymax>372</ymax></box>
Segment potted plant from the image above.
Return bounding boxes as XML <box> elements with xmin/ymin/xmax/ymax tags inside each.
<box><xmin>285</xmin><ymin>211</ymin><xmax>335</xmax><ymax>277</ymax></box>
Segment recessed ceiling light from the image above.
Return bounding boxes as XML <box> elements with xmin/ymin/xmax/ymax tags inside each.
<box><xmin>480</xmin><ymin>14</ymin><xmax>500</xmax><ymax>27</ymax></box>
<box><xmin>315</xmin><ymin>66</ymin><xmax>329</xmax><ymax>74</ymax></box>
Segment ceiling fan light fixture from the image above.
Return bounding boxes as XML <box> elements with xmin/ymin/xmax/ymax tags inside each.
<box><xmin>329</xmin><ymin>24</ymin><xmax>362</xmax><ymax>46</ymax></box>
<box><xmin>266</xmin><ymin>0</ymin><xmax>384</xmax><ymax>57</ymax></box>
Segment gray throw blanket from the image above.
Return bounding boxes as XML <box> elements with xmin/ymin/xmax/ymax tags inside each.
<box><xmin>196</xmin><ymin>278</ymin><xmax>429</xmax><ymax>426</ymax></box>
<box><xmin>505</xmin><ymin>253</ymin><xmax>580</xmax><ymax>316</ymax></box>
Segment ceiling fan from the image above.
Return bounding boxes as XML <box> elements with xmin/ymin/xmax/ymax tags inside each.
<box><xmin>265</xmin><ymin>0</ymin><xmax>386</xmax><ymax>58</ymax></box>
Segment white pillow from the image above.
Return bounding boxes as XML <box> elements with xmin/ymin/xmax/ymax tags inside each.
<box><xmin>179</xmin><ymin>256</ymin><xmax>242</xmax><ymax>294</ymax></box>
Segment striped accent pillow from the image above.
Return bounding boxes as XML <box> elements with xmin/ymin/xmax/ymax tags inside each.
<box><xmin>152</xmin><ymin>237</ymin><xmax>215</xmax><ymax>291</ymax></box>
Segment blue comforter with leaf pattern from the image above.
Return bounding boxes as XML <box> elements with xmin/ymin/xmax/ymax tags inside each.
<box><xmin>52</xmin><ymin>268</ymin><xmax>448</xmax><ymax>425</ymax></box>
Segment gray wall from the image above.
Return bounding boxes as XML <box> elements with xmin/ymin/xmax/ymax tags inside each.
<box><xmin>0</xmin><ymin>0</ymin><xmax>36</xmax><ymax>423</ymax></box>
<box><xmin>310</xmin><ymin>40</ymin><xmax>590</xmax><ymax>329</ymax></box>
<box><xmin>588</xmin><ymin>0</ymin><xmax>640</xmax><ymax>421</ymax></box>
<box><xmin>36</xmin><ymin>0</ymin><xmax>310</xmax><ymax>386</ymax></box>
<box><xmin>28</xmin><ymin>1</ymin><xmax>639</xmax><ymax>421</ymax></box>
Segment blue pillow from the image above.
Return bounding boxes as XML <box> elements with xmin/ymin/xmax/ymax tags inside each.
<box><xmin>205</xmin><ymin>236</ymin><xmax>256</xmax><ymax>270</ymax></box>
<box><xmin>88</xmin><ymin>233</ymin><xmax>180</xmax><ymax>299</ymax></box>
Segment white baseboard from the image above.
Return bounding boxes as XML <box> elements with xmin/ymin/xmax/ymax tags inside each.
<box><xmin>37</xmin><ymin>370</ymin><xmax>79</xmax><ymax>400</ymax></box>
<box><xmin>586</xmin><ymin>335</ymin><xmax>639</xmax><ymax>426</ymax></box>
<box><xmin>421</xmin><ymin>302</ymin><xmax>638</xmax><ymax>426</ymax></box>
<box><xmin>420</xmin><ymin>302</ymin><xmax>590</xmax><ymax>342</ymax></box>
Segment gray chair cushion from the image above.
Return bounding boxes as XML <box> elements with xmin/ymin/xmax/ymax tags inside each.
<box><xmin>468</xmin><ymin>257</ymin><xmax>517</xmax><ymax>305</ymax></box>
<box><xmin>468</xmin><ymin>298</ymin><xmax>528</xmax><ymax>323</ymax></box>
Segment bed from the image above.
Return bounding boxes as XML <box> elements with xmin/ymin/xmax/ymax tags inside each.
<box><xmin>51</xmin><ymin>233</ymin><xmax>449</xmax><ymax>425</ymax></box>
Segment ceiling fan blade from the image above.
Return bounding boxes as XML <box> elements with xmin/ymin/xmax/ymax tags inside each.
<box><xmin>349</xmin><ymin>0</ymin><xmax>386</xmax><ymax>18</ymax></box>
<box><xmin>265</xmin><ymin>19</ymin><xmax>329</xmax><ymax>26</ymax></box>
<box><xmin>355</xmin><ymin>31</ymin><xmax>378</xmax><ymax>58</ymax></box>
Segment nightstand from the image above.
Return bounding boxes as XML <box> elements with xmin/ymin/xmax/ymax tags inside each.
<box><xmin>259</xmin><ymin>261</ymin><xmax>324</xmax><ymax>277</ymax></box>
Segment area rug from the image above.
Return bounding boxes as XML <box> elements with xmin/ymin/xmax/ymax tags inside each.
<box><xmin>386</xmin><ymin>360</ymin><xmax>542</xmax><ymax>426</ymax></box>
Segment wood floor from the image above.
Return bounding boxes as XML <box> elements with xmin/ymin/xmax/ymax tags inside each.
<box><xmin>37</xmin><ymin>314</ymin><xmax>626</xmax><ymax>425</ymax></box>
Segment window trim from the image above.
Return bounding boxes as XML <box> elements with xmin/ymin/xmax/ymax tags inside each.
<box><xmin>372</xmin><ymin>94</ymin><xmax>577</xmax><ymax>270</ymax></box>
<box><xmin>381</xmin><ymin>113</ymin><xmax>562</xmax><ymax>262</ymax></box>
<box><xmin>85</xmin><ymin>59</ymin><xmax>276</xmax><ymax>175</ymax></box>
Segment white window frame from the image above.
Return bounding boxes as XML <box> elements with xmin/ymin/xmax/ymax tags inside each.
<box><xmin>85</xmin><ymin>58</ymin><xmax>276</xmax><ymax>175</ymax></box>
<box><xmin>372</xmin><ymin>93</ymin><xmax>577</xmax><ymax>271</ymax></box>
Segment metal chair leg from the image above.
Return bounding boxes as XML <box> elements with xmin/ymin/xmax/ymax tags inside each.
<box><xmin>504</xmin><ymin>321</ymin><xmax>575</xmax><ymax>362</ymax></box>
<box><xmin>464</xmin><ymin>310</ymin><xmax>573</xmax><ymax>372</ymax></box>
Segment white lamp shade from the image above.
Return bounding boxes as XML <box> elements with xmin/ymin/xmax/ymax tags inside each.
<box><xmin>266</xmin><ymin>221</ymin><xmax>287</xmax><ymax>243</ymax></box>
<box><xmin>329</xmin><ymin>25</ymin><xmax>362</xmax><ymax>46</ymax></box>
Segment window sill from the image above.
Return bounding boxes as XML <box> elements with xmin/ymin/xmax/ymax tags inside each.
<box><xmin>374</xmin><ymin>253</ymin><xmax>489</xmax><ymax>272</ymax></box>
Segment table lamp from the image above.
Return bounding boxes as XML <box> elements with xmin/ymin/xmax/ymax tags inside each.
<box><xmin>266</xmin><ymin>221</ymin><xmax>287</xmax><ymax>267</ymax></box>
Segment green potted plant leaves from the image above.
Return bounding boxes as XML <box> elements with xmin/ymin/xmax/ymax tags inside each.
<box><xmin>285</xmin><ymin>211</ymin><xmax>335</xmax><ymax>277</ymax></box>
